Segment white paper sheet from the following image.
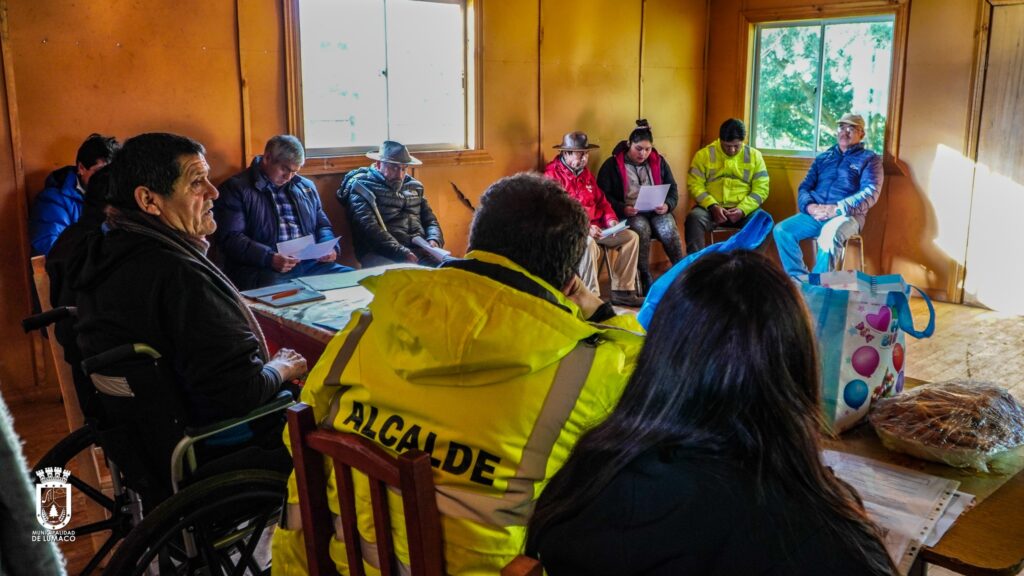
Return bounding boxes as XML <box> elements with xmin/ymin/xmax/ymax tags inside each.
<box><xmin>411</xmin><ymin>236</ymin><xmax>450</xmax><ymax>261</ymax></box>
<box><xmin>634</xmin><ymin>184</ymin><xmax>671</xmax><ymax>212</ymax></box>
<box><xmin>822</xmin><ymin>450</ymin><xmax>960</xmax><ymax>574</ymax></box>
<box><xmin>600</xmin><ymin>221</ymin><xmax>629</xmax><ymax>239</ymax></box>
<box><xmin>293</xmin><ymin>237</ymin><xmax>340</xmax><ymax>261</ymax></box>
<box><xmin>923</xmin><ymin>491</ymin><xmax>975</xmax><ymax>547</ymax></box>
<box><xmin>276</xmin><ymin>235</ymin><xmax>314</xmax><ymax>257</ymax></box>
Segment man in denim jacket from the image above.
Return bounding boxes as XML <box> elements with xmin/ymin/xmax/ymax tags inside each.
<box><xmin>773</xmin><ymin>113</ymin><xmax>883</xmax><ymax>276</ymax></box>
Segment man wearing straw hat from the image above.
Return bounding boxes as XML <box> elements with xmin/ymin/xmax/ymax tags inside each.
<box><xmin>338</xmin><ymin>140</ymin><xmax>445</xmax><ymax>267</ymax></box>
<box><xmin>544</xmin><ymin>131</ymin><xmax>643</xmax><ymax>307</ymax></box>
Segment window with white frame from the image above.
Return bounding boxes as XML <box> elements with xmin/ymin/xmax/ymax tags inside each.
<box><xmin>750</xmin><ymin>15</ymin><xmax>895</xmax><ymax>156</ymax></box>
<box><xmin>295</xmin><ymin>0</ymin><xmax>471</xmax><ymax>157</ymax></box>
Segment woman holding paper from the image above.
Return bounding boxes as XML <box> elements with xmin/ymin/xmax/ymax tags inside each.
<box><xmin>527</xmin><ymin>251</ymin><xmax>897</xmax><ymax>575</ymax></box>
<box><xmin>597</xmin><ymin>119</ymin><xmax>685</xmax><ymax>293</ymax></box>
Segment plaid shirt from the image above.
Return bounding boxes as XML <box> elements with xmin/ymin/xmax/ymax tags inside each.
<box><xmin>256</xmin><ymin>166</ymin><xmax>302</xmax><ymax>242</ymax></box>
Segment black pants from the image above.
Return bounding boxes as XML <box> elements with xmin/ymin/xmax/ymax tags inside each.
<box><xmin>626</xmin><ymin>213</ymin><xmax>685</xmax><ymax>293</ymax></box>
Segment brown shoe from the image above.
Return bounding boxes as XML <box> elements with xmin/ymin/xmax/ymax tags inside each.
<box><xmin>611</xmin><ymin>290</ymin><xmax>644</xmax><ymax>308</ymax></box>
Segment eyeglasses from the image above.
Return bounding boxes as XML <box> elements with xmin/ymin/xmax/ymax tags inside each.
<box><xmin>837</xmin><ymin>125</ymin><xmax>861</xmax><ymax>133</ymax></box>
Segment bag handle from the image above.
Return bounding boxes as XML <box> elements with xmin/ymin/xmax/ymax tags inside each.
<box><xmin>887</xmin><ymin>286</ymin><xmax>935</xmax><ymax>339</ymax></box>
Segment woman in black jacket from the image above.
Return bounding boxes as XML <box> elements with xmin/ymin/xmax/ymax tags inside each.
<box><xmin>596</xmin><ymin>120</ymin><xmax>685</xmax><ymax>293</ymax></box>
<box><xmin>527</xmin><ymin>251</ymin><xmax>896</xmax><ymax>576</ymax></box>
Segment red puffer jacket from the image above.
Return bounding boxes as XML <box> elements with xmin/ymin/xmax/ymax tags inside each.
<box><xmin>543</xmin><ymin>155</ymin><xmax>618</xmax><ymax>228</ymax></box>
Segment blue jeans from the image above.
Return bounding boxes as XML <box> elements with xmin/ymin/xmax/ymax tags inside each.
<box><xmin>773</xmin><ymin>213</ymin><xmax>860</xmax><ymax>276</ymax></box>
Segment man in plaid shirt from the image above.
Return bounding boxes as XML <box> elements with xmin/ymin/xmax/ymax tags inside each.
<box><xmin>215</xmin><ymin>135</ymin><xmax>350</xmax><ymax>289</ymax></box>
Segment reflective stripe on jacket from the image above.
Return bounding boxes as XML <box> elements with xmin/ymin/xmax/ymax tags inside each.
<box><xmin>686</xmin><ymin>140</ymin><xmax>769</xmax><ymax>216</ymax></box>
<box><xmin>271</xmin><ymin>251</ymin><xmax>644</xmax><ymax>575</ymax></box>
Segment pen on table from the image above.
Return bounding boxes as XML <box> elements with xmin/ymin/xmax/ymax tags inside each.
<box><xmin>271</xmin><ymin>288</ymin><xmax>301</xmax><ymax>300</ymax></box>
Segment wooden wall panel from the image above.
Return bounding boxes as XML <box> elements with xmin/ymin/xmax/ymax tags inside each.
<box><xmin>0</xmin><ymin>9</ymin><xmax>37</xmax><ymax>399</ymax></box>
<box><xmin>705</xmin><ymin>0</ymin><xmax>981</xmax><ymax>300</ymax></box>
<box><xmin>0</xmin><ymin>0</ymin><xmax>707</xmax><ymax>395</ymax></box>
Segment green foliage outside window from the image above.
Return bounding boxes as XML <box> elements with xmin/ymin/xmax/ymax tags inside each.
<box><xmin>752</xmin><ymin>17</ymin><xmax>894</xmax><ymax>155</ymax></box>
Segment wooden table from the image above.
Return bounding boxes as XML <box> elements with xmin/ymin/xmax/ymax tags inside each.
<box><xmin>824</xmin><ymin>380</ymin><xmax>1024</xmax><ymax>576</ymax></box>
<box><xmin>253</xmin><ymin>287</ymin><xmax>1024</xmax><ymax>576</ymax></box>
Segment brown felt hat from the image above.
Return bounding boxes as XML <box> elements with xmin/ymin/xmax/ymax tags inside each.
<box><xmin>553</xmin><ymin>131</ymin><xmax>600</xmax><ymax>151</ymax></box>
<box><xmin>366</xmin><ymin>140</ymin><xmax>422</xmax><ymax>165</ymax></box>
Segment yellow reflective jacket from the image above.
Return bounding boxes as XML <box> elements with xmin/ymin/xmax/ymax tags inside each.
<box><xmin>686</xmin><ymin>140</ymin><xmax>769</xmax><ymax>215</ymax></box>
<box><xmin>272</xmin><ymin>251</ymin><xmax>644</xmax><ymax>575</ymax></box>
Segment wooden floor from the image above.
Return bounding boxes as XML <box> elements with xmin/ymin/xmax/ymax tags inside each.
<box><xmin>5</xmin><ymin>299</ymin><xmax>1022</xmax><ymax>575</ymax></box>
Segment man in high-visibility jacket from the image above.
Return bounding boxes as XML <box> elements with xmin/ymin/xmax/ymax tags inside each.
<box><xmin>684</xmin><ymin>119</ymin><xmax>770</xmax><ymax>254</ymax></box>
<box><xmin>272</xmin><ymin>173</ymin><xmax>645</xmax><ymax>575</ymax></box>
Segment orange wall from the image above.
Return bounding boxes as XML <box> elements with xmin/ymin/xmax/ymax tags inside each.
<box><xmin>705</xmin><ymin>0</ymin><xmax>982</xmax><ymax>300</ymax></box>
<box><xmin>0</xmin><ymin>0</ymin><xmax>706</xmax><ymax>396</ymax></box>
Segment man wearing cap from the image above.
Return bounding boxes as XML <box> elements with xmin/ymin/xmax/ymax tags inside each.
<box><xmin>214</xmin><ymin>134</ymin><xmax>351</xmax><ymax>289</ymax></box>
<box><xmin>543</xmin><ymin>131</ymin><xmax>643</xmax><ymax>307</ymax></box>
<box><xmin>773</xmin><ymin>113</ymin><xmax>883</xmax><ymax>276</ymax></box>
<box><xmin>684</xmin><ymin>118</ymin><xmax>769</xmax><ymax>254</ymax></box>
<box><xmin>337</xmin><ymin>140</ymin><xmax>445</xmax><ymax>267</ymax></box>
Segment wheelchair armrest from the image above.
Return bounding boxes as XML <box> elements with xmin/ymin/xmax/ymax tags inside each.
<box><xmin>22</xmin><ymin>306</ymin><xmax>76</xmax><ymax>333</ymax></box>
<box><xmin>171</xmin><ymin>390</ymin><xmax>296</xmax><ymax>493</ymax></box>
<box><xmin>81</xmin><ymin>343</ymin><xmax>162</xmax><ymax>375</ymax></box>
<box><xmin>183</xmin><ymin>390</ymin><xmax>296</xmax><ymax>443</ymax></box>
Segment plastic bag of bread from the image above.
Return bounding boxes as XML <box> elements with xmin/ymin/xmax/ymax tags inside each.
<box><xmin>869</xmin><ymin>379</ymin><xmax>1024</xmax><ymax>472</ymax></box>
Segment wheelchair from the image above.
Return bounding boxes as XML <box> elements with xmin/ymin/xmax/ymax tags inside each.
<box><xmin>24</xmin><ymin>307</ymin><xmax>296</xmax><ymax>575</ymax></box>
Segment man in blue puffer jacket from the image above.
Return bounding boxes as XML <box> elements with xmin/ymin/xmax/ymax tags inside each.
<box><xmin>214</xmin><ymin>135</ymin><xmax>351</xmax><ymax>289</ymax></box>
<box><xmin>28</xmin><ymin>133</ymin><xmax>119</xmax><ymax>255</ymax></box>
<box><xmin>773</xmin><ymin>113</ymin><xmax>883</xmax><ymax>276</ymax></box>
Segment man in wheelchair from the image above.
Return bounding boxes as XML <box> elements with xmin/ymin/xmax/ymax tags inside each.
<box><xmin>65</xmin><ymin>132</ymin><xmax>308</xmax><ymax>509</ymax></box>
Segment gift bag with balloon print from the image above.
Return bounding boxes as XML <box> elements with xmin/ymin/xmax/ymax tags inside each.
<box><xmin>800</xmin><ymin>271</ymin><xmax>935</xmax><ymax>433</ymax></box>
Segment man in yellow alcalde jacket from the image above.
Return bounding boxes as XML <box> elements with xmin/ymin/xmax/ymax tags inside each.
<box><xmin>272</xmin><ymin>173</ymin><xmax>645</xmax><ymax>575</ymax></box>
<box><xmin>684</xmin><ymin>118</ymin><xmax>769</xmax><ymax>254</ymax></box>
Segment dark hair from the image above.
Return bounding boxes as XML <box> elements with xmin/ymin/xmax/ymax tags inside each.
<box><xmin>468</xmin><ymin>173</ymin><xmax>587</xmax><ymax>289</ymax></box>
<box><xmin>527</xmin><ymin>251</ymin><xmax>896</xmax><ymax>574</ymax></box>
<box><xmin>83</xmin><ymin>164</ymin><xmax>112</xmax><ymax>208</ymax></box>
<box><xmin>106</xmin><ymin>133</ymin><xmax>205</xmax><ymax>211</ymax></box>
<box><xmin>719</xmin><ymin>118</ymin><xmax>747</xmax><ymax>142</ymax></box>
<box><xmin>76</xmin><ymin>133</ymin><xmax>120</xmax><ymax>169</ymax></box>
<box><xmin>628</xmin><ymin>119</ymin><xmax>653</xmax><ymax>145</ymax></box>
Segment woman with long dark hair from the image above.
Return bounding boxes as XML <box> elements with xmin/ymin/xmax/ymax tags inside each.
<box><xmin>526</xmin><ymin>251</ymin><xmax>895</xmax><ymax>575</ymax></box>
<box><xmin>597</xmin><ymin>119</ymin><xmax>685</xmax><ymax>293</ymax></box>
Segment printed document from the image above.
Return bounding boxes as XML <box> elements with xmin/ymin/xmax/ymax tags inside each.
<box><xmin>635</xmin><ymin>184</ymin><xmax>671</xmax><ymax>212</ymax></box>
<box><xmin>822</xmin><ymin>450</ymin><xmax>960</xmax><ymax>574</ymax></box>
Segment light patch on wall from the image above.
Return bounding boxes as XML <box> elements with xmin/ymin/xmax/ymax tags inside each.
<box><xmin>926</xmin><ymin>144</ymin><xmax>975</xmax><ymax>266</ymax></box>
<box><xmin>962</xmin><ymin>163</ymin><xmax>1024</xmax><ymax>315</ymax></box>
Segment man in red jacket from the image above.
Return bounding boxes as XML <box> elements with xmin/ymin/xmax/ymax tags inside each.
<box><xmin>544</xmin><ymin>131</ymin><xmax>642</xmax><ymax>307</ymax></box>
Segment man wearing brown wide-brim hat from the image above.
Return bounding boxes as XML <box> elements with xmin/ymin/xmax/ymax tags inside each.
<box><xmin>337</xmin><ymin>140</ymin><xmax>445</xmax><ymax>267</ymax></box>
<box><xmin>543</xmin><ymin>131</ymin><xmax>643</xmax><ymax>308</ymax></box>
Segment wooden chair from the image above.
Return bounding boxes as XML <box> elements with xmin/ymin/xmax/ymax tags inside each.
<box><xmin>704</xmin><ymin>226</ymin><xmax>739</xmax><ymax>247</ymax></box>
<box><xmin>837</xmin><ymin>233</ymin><xmax>865</xmax><ymax>271</ymax></box>
<box><xmin>30</xmin><ymin>255</ymin><xmax>107</xmax><ymax>553</ymax></box>
<box><xmin>287</xmin><ymin>403</ymin><xmax>445</xmax><ymax>576</ymax></box>
<box><xmin>501</xmin><ymin>555</ymin><xmax>543</xmax><ymax>576</ymax></box>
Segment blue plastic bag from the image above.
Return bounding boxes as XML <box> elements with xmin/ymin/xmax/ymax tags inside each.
<box><xmin>638</xmin><ymin>211</ymin><xmax>774</xmax><ymax>328</ymax></box>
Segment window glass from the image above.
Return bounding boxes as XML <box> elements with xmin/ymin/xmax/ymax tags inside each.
<box><xmin>752</xmin><ymin>17</ymin><xmax>895</xmax><ymax>155</ymax></box>
<box><xmin>297</xmin><ymin>0</ymin><xmax>468</xmax><ymax>155</ymax></box>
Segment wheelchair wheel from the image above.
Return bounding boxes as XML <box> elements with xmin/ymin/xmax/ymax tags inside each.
<box><xmin>103</xmin><ymin>469</ymin><xmax>288</xmax><ymax>576</ymax></box>
<box><xmin>33</xmin><ymin>424</ymin><xmax>136</xmax><ymax>576</ymax></box>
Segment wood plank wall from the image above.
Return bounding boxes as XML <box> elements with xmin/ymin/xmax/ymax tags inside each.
<box><xmin>0</xmin><ymin>0</ymin><xmax>707</xmax><ymax>398</ymax></box>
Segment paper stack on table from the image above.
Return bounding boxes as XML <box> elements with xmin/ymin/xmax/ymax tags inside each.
<box><xmin>822</xmin><ymin>450</ymin><xmax>965</xmax><ymax>574</ymax></box>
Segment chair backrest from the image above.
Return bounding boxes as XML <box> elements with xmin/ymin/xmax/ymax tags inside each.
<box><xmin>30</xmin><ymin>255</ymin><xmax>84</xmax><ymax>432</ymax></box>
<box><xmin>288</xmin><ymin>403</ymin><xmax>444</xmax><ymax>576</ymax></box>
